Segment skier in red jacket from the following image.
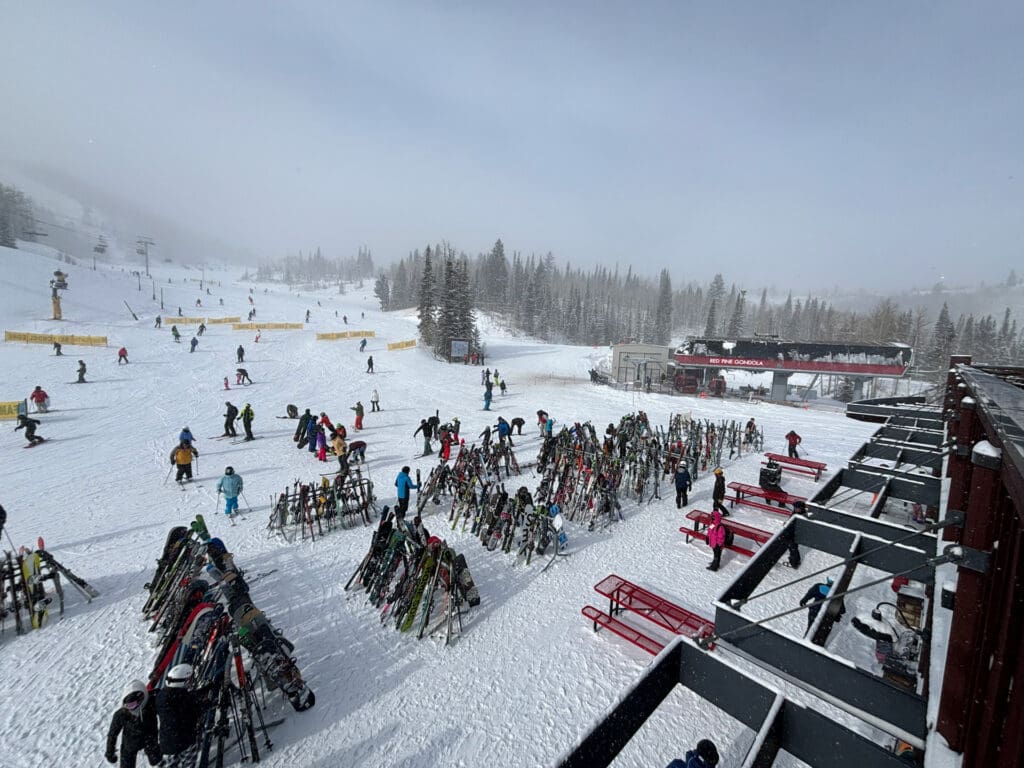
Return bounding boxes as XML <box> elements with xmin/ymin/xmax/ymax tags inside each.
<box><xmin>29</xmin><ymin>386</ymin><xmax>50</xmax><ymax>413</ymax></box>
<box><xmin>785</xmin><ymin>430</ymin><xmax>802</xmax><ymax>459</ymax></box>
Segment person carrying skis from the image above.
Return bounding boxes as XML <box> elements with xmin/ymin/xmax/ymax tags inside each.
<box><xmin>510</xmin><ymin>416</ymin><xmax>525</xmax><ymax>435</ymax></box>
<box><xmin>331</xmin><ymin>431</ymin><xmax>347</xmax><ymax>468</ymax></box>
<box><xmin>155</xmin><ymin>664</ymin><xmax>204</xmax><ymax>761</ymax></box>
<box><xmin>236</xmin><ymin>344</ymin><xmax>245</xmax><ymax>363</ymax></box>
<box><xmin>29</xmin><ymin>385</ymin><xmax>50</xmax><ymax>413</ymax></box>
<box><xmin>189</xmin><ymin>337</ymin><xmax>198</xmax><ymax>353</ymax></box>
<box><xmin>673</xmin><ymin>462</ymin><xmax>692</xmax><ymax>508</ymax></box>
<box><xmin>222</xmin><ymin>401</ymin><xmax>238</xmax><ymax>437</ymax></box>
<box><xmin>117</xmin><ymin>347</ymin><xmax>129</xmax><ymax>365</ymax></box>
<box><xmin>705</xmin><ymin>509</ymin><xmax>727</xmax><ymax>571</ymax></box>
<box><xmin>15</xmin><ymin>414</ymin><xmax>44</xmax><ymax>446</ymax></box>
<box><xmin>426</xmin><ymin>411</ymin><xmax>440</xmax><ymax>440</ymax></box>
<box><xmin>171</xmin><ymin>326</ymin><xmax>180</xmax><ymax>343</ymax></box>
<box><xmin>347</xmin><ymin>439</ymin><xmax>367</xmax><ymax>464</ymax></box>
<box><xmin>106</xmin><ymin>680</ymin><xmax>161</xmax><ymax>768</ymax></box>
<box><xmin>154</xmin><ymin>315</ymin><xmax>161</xmax><ymax>329</ymax></box>
<box><xmin>235</xmin><ymin>368</ymin><xmax>251</xmax><ymax>385</ymax></box>
<box><xmin>170</xmin><ymin>441</ymin><xmax>198</xmax><ymax>482</ymax></box>
<box><xmin>76</xmin><ymin>359</ymin><xmax>87</xmax><ymax>383</ymax></box>
<box><xmin>712</xmin><ymin>467</ymin><xmax>729</xmax><ymax>517</ymax></box>
<box><xmin>414</xmin><ymin>419</ymin><xmax>432</xmax><ymax>455</ymax></box>
<box><xmin>197</xmin><ymin>322</ymin><xmax>206</xmax><ymax>336</ymax></box>
<box><xmin>216</xmin><ymin>466</ymin><xmax>243</xmax><ymax>516</ymax></box>
<box><xmin>394</xmin><ymin>465</ymin><xmax>419</xmax><ymax>520</ymax></box>
<box><xmin>359</xmin><ymin>338</ymin><xmax>367</xmax><ymax>352</ymax></box>
<box><xmin>178</xmin><ymin>426</ymin><xmax>194</xmax><ymax>446</ymax></box>
<box><xmin>239</xmin><ymin>403</ymin><xmax>255</xmax><ymax>441</ymax></box>
<box><xmin>366</xmin><ymin>355</ymin><xmax>374</xmax><ymax>373</ymax></box>
<box><xmin>370</xmin><ymin>388</ymin><xmax>380</xmax><ymax>412</ymax></box>
<box><xmin>799</xmin><ymin>577</ymin><xmax>844</xmax><ymax>632</ymax></box>
<box><xmin>785</xmin><ymin>429</ymin><xmax>802</xmax><ymax>458</ymax></box>
<box><xmin>351</xmin><ymin>401</ymin><xmax>364</xmax><ymax>430</ymax></box>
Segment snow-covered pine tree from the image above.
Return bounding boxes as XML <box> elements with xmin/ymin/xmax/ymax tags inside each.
<box><xmin>704</xmin><ymin>299</ymin><xmax>718</xmax><ymax>337</ymax></box>
<box><xmin>417</xmin><ymin>247</ymin><xmax>437</xmax><ymax>346</ymax></box>
<box><xmin>653</xmin><ymin>269</ymin><xmax>672</xmax><ymax>344</ymax></box>
<box><xmin>374</xmin><ymin>273</ymin><xmax>390</xmax><ymax>310</ymax></box>
<box><xmin>927</xmin><ymin>302</ymin><xmax>957</xmax><ymax>369</ymax></box>
<box><xmin>726</xmin><ymin>289</ymin><xmax>746</xmax><ymax>337</ymax></box>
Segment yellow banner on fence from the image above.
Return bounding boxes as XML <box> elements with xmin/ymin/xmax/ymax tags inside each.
<box><xmin>315</xmin><ymin>330</ymin><xmax>377</xmax><ymax>340</ymax></box>
<box><xmin>206</xmin><ymin>317</ymin><xmax>241</xmax><ymax>324</ymax></box>
<box><xmin>0</xmin><ymin>400</ymin><xmax>26</xmax><ymax>420</ymax></box>
<box><xmin>231</xmin><ymin>323</ymin><xmax>304</xmax><ymax>331</ymax></box>
<box><xmin>387</xmin><ymin>339</ymin><xmax>417</xmax><ymax>351</ymax></box>
<box><xmin>170</xmin><ymin>317</ymin><xmax>205</xmax><ymax>324</ymax></box>
<box><xmin>4</xmin><ymin>331</ymin><xmax>108</xmax><ymax>346</ymax></box>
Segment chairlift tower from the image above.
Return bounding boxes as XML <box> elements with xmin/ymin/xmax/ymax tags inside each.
<box><xmin>136</xmin><ymin>236</ymin><xmax>154</xmax><ymax>277</ymax></box>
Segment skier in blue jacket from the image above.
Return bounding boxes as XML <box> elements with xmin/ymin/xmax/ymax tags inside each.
<box><xmin>666</xmin><ymin>739</ymin><xmax>719</xmax><ymax>768</ymax></box>
<box><xmin>216</xmin><ymin>467</ymin><xmax>243</xmax><ymax>516</ymax></box>
<box><xmin>394</xmin><ymin>466</ymin><xmax>419</xmax><ymax>519</ymax></box>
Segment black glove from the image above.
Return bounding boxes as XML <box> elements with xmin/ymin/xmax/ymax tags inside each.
<box><xmin>105</xmin><ymin>752</ymin><xmax>117</xmax><ymax>765</ymax></box>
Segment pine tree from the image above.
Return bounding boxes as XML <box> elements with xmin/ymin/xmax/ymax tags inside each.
<box><xmin>653</xmin><ymin>269</ymin><xmax>673</xmax><ymax>344</ymax></box>
<box><xmin>417</xmin><ymin>247</ymin><xmax>437</xmax><ymax>346</ymax></box>
<box><xmin>704</xmin><ymin>299</ymin><xmax>718</xmax><ymax>337</ymax></box>
<box><xmin>726</xmin><ymin>290</ymin><xmax>746</xmax><ymax>337</ymax></box>
<box><xmin>928</xmin><ymin>302</ymin><xmax>956</xmax><ymax>368</ymax></box>
<box><xmin>373</xmin><ymin>273</ymin><xmax>390</xmax><ymax>310</ymax></box>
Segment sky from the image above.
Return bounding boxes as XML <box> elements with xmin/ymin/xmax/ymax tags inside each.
<box><xmin>2</xmin><ymin>1</ymin><xmax>1022</xmax><ymax>289</ymax></box>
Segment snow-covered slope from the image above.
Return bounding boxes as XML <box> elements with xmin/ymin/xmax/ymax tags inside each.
<box><xmin>0</xmin><ymin>245</ymin><xmax>880</xmax><ymax>767</ymax></box>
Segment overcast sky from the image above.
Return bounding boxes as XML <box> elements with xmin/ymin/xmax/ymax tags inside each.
<box><xmin>2</xmin><ymin>1</ymin><xmax>1021</xmax><ymax>289</ymax></box>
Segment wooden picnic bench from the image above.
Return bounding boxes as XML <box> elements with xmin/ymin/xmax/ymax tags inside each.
<box><xmin>680</xmin><ymin>509</ymin><xmax>771</xmax><ymax>558</ymax></box>
<box><xmin>582</xmin><ymin>574</ymin><xmax>714</xmax><ymax>655</ymax></box>
<box><xmin>727</xmin><ymin>482</ymin><xmax>805</xmax><ymax>515</ymax></box>
<box><xmin>763</xmin><ymin>452</ymin><xmax>827</xmax><ymax>481</ymax></box>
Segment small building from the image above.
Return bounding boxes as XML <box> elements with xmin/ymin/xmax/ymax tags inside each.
<box><xmin>610</xmin><ymin>343</ymin><xmax>671</xmax><ymax>385</ymax></box>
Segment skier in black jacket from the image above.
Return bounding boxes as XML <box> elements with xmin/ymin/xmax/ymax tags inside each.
<box><xmin>106</xmin><ymin>680</ymin><xmax>161</xmax><ymax>767</ymax></box>
<box><xmin>155</xmin><ymin>664</ymin><xmax>203</xmax><ymax>758</ymax></box>
<box><xmin>673</xmin><ymin>463</ymin><xmax>692</xmax><ymax>508</ymax></box>
<box><xmin>222</xmin><ymin>402</ymin><xmax>238</xmax><ymax>437</ymax></box>
<box><xmin>510</xmin><ymin>416</ymin><xmax>525</xmax><ymax>435</ymax></box>
<box><xmin>15</xmin><ymin>414</ymin><xmax>44</xmax><ymax>445</ymax></box>
<box><xmin>712</xmin><ymin>467</ymin><xmax>729</xmax><ymax>517</ymax></box>
<box><xmin>414</xmin><ymin>419</ymin><xmax>433</xmax><ymax>455</ymax></box>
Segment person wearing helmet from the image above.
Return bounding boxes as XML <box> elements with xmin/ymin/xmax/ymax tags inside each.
<box><xmin>178</xmin><ymin>427</ymin><xmax>194</xmax><ymax>446</ymax></box>
<box><xmin>106</xmin><ymin>680</ymin><xmax>161</xmax><ymax>767</ymax></box>
<box><xmin>711</xmin><ymin>467</ymin><xmax>729</xmax><ymax>517</ymax></box>
<box><xmin>216</xmin><ymin>466</ymin><xmax>244</xmax><ymax>517</ymax></box>
<box><xmin>799</xmin><ymin>577</ymin><xmax>845</xmax><ymax>632</ymax></box>
<box><xmin>239</xmin><ymin>403</ymin><xmax>255</xmax><ymax>441</ymax></box>
<box><xmin>666</xmin><ymin>738</ymin><xmax>720</xmax><ymax>768</ymax></box>
<box><xmin>76</xmin><ymin>359</ymin><xmax>87</xmax><ymax>383</ymax></box>
<box><xmin>155</xmin><ymin>664</ymin><xmax>204</xmax><ymax>759</ymax></box>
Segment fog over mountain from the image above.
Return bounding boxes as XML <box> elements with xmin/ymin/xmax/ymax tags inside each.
<box><xmin>2</xmin><ymin>2</ymin><xmax>1021</xmax><ymax>290</ymax></box>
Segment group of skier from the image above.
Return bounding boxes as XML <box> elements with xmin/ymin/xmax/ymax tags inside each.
<box><xmin>291</xmin><ymin>407</ymin><xmax>368</xmax><ymax>468</ymax></box>
<box><xmin>481</xmin><ymin>368</ymin><xmax>508</xmax><ymax>410</ymax></box>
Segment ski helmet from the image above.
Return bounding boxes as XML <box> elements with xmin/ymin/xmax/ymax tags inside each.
<box><xmin>696</xmin><ymin>739</ymin><xmax>720</xmax><ymax>766</ymax></box>
<box><xmin>166</xmin><ymin>663</ymin><xmax>193</xmax><ymax>688</ymax></box>
<box><xmin>121</xmin><ymin>680</ymin><xmax>148</xmax><ymax>711</ymax></box>
<box><xmin>225</xmin><ymin>466</ymin><xmax>234</xmax><ymax>475</ymax></box>
<box><xmin>207</xmin><ymin>538</ymin><xmax>226</xmax><ymax>555</ymax></box>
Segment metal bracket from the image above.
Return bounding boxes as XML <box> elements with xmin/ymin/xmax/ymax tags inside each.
<box><xmin>954</xmin><ymin>444</ymin><xmax>971</xmax><ymax>457</ymax></box>
<box><xmin>942</xmin><ymin>543</ymin><xmax>990</xmax><ymax>574</ymax></box>
<box><xmin>944</xmin><ymin>509</ymin><xmax>966</xmax><ymax>527</ymax></box>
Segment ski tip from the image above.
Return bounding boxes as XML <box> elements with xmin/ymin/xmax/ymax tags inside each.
<box><xmin>37</xmin><ymin>536</ymin><xmax>46</xmax><ymax>551</ymax></box>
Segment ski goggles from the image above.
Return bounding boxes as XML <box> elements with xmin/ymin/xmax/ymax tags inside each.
<box><xmin>123</xmin><ymin>692</ymin><xmax>145</xmax><ymax>710</ymax></box>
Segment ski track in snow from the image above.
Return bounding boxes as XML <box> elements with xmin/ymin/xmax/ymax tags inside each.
<box><xmin>0</xmin><ymin>246</ymin><xmax>883</xmax><ymax>767</ymax></box>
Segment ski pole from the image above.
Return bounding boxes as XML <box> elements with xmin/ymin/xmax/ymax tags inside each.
<box><xmin>240</xmin><ymin>491</ymin><xmax>251</xmax><ymax>511</ymax></box>
<box><xmin>216</xmin><ymin>489</ymin><xmax>222</xmax><ymax>511</ymax></box>
<box><xmin>163</xmin><ymin>464</ymin><xmax>174</xmax><ymax>486</ymax></box>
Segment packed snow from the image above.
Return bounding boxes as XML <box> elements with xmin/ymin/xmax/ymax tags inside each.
<box><xmin>1</xmin><ymin>246</ymin><xmax>895</xmax><ymax>767</ymax></box>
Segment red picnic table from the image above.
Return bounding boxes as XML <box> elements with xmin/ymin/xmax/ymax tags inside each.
<box><xmin>680</xmin><ymin>509</ymin><xmax>771</xmax><ymax>558</ymax></box>
<box><xmin>727</xmin><ymin>481</ymin><xmax>805</xmax><ymax>514</ymax></box>
<box><xmin>763</xmin><ymin>452</ymin><xmax>828</xmax><ymax>481</ymax></box>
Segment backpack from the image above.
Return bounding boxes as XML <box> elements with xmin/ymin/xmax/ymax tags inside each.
<box><xmin>723</xmin><ymin>527</ymin><xmax>735</xmax><ymax>548</ymax></box>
